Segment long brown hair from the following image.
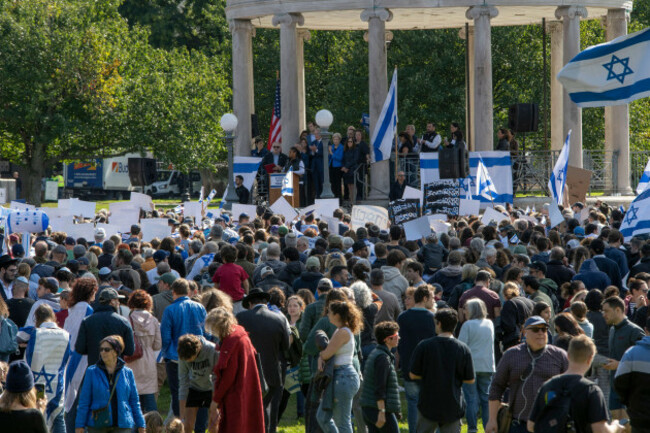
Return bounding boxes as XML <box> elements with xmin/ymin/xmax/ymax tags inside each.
<box><xmin>0</xmin><ymin>388</ymin><xmax>37</xmax><ymax>412</ymax></box>
<box><xmin>329</xmin><ymin>301</ymin><xmax>363</xmax><ymax>334</ymax></box>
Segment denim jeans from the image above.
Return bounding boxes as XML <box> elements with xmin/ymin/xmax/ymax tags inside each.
<box><xmin>462</xmin><ymin>372</ymin><xmax>493</xmax><ymax>432</ymax></box>
<box><xmin>165</xmin><ymin>359</ymin><xmax>180</xmax><ymax>416</ymax></box>
<box><xmin>403</xmin><ymin>380</ymin><xmax>421</xmax><ymax>433</ymax></box>
<box><xmin>51</xmin><ymin>412</ymin><xmax>66</xmax><ymax>433</ymax></box>
<box><xmin>194</xmin><ymin>407</ymin><xmax>209</xmax><ymax>433</ymax></box>
<box><xmin>139</xmin><ymin>393</ymin><xmax>158</xmax><ymax>414</ymax></box>
<box><xmin>317</xmin><ymin>365</ymin><xmax>361</xmax><ymax>433</ymax></box>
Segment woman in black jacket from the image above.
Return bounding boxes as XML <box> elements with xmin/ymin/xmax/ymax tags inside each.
<box><xmin>342</xmin><ymin>137</ymin><xmax>359</xmax><ymax>205</ymax></box>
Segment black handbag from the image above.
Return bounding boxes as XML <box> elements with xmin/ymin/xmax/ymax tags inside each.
<box><xmin>91</xmin><ymin>375</ymin><xmax>119</xmax><ymax>428</ymax></box>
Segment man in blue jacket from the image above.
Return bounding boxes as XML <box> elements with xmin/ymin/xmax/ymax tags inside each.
<box><xmin>160</xmin><ymin>278</ymin><xmax>207</xmax><ymax>418</ymax></box>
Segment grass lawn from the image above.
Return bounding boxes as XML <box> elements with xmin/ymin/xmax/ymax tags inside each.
<box><xmin>39</xmin><ymin>199</ymin><xmax>222</xmax><ymax>212</ymax></box>
<box><xmin>155</xmin><ymin>384</ymin><xmax>484</xmax><ymax>433</ymax></box>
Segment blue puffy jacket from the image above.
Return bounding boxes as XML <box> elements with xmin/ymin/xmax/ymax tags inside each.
<box><xmin>161</xmin><ymin>296</ymin><xmax>206</xmax><ymax>361</ymax></box>
<box><xmin>75</xmin><ymin>359</ymin><xmax>145</xmax><ymax>429</ymax></box>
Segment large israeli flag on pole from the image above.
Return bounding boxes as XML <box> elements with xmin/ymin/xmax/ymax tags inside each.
<box><xmin>476</xmin><ymin>155</ymin><xmax>499</xmax><ymax>201</ymax></box>
<box><xmin>549</xmin><ymin>131</ymin><xmax>571</xmax><ymax>205</ymax></box>
<box><xmin>620</xmin><ymin>188</ymin><xmax>650</xmax><ymax>241</ymax></box>
<box><xmin>557</xmin><ymin>27</ymin><xmax>650</xmax><ymax>107</ymax></box>
<box><xmin>636</xmin><ymin>158</ymin><xmax>650</xmax><ymax>195</ymax></box>
<box><xmin>371</xmin><ymin>68</ymin><xmax>397</xmax><ymax>163</ymax></box>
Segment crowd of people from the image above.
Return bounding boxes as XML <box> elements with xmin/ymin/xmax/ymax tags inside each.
<box><xmin>0</xmin><ymin>196</ymin><xmax>648</xmax><ymax>433</ymax></box>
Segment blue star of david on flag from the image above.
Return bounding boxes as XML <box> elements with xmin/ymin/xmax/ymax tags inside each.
<box><xmin>33</xmin><ymin>365</ymin><xmax>57</xmax><ymax>393</ymax></box>
<box><xmin>603</xmin><ymin>55</ymin><xmax>634</xmax><ymax>84</ymax></box>
<box><xmin>624</xmin><ymin>205</ymin><xmax>639</xmax><ymax>225</ymax></box>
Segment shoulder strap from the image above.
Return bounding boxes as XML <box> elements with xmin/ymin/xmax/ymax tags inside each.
<box><xmin>108</xmin><ymin>372</ymin><xmax>119</xmax><ymax>402</ymax></box>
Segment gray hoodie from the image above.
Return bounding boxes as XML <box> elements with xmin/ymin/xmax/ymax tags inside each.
<box><xmin>381</xmin><ymin>266</ymin><xmax>409</xmax><ymax>310</ymax></box>
<box><xmin>179</xmin><ymin>337</ymin><xmax>219</xmax><ymax>400</ymax></box>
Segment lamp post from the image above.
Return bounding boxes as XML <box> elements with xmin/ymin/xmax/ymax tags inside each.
<box><xmin>221</xmin><ymin>113</ymin><xmax>239</xmax><ymax>210</ymax></box>
<box><xmin>316</xmin><ymin>109</ymin><xmax>335</xmax><ymax>199</ymax></box>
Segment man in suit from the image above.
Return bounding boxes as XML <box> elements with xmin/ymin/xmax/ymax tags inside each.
<box><xmin>261</xmin><ymin>142</ymin><xmax>288</xmax><ymax>173</ymax></box>
<box><xmin>309</xmin><ymin>129</ymin><xmax>324</xmax><ymax>198</ymax></box>
<box><xmin>236</xmin><ymin>288</ymin><xmax>291</xmax><ymax>433</ymax></box>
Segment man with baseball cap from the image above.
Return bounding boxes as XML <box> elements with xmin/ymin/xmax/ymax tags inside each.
<box><xmin>486</xmin><ymin>316</ymin><xmax>568</xmax><ymax>433</ymax></box>
<box><xmin>76</xmin><ymin>288</ymin><xmax>135</xmax><ymax>366</ymax></box>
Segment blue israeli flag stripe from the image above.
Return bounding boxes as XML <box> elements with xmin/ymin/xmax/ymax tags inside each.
<box><xmin>420</xmin><ymin>151</ymin><xmax>513</xmax><ymax>205</ymax></box>
<box><xmin>558</xmin><ymin>27</ymin><xmax>650</xmax><ymax>107</ymax></box>
<box><xmin>636</xmin><ymin>158</ymin><xmax>650</xmax><ymax>195</ymax></box>
<box><xmin>549</xmin><ymin>131</ymin><xmax>571</xmax><ymax>205</ymax></box>
<box><xmin>476</xmin><ymin>155</ymin><xmax>499</xmax><ymax>201</ymax></box>
<box><xmin>371</xmin><ymin>69</ymin><xmax>398</xmax><ymax>163</ymax></box>
<box><xmin>282</xmin><ymin>169</ymin><xmax>294</xmax><ymax>196</ymax></box>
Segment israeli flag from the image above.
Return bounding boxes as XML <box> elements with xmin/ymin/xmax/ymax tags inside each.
<box><xmin>620</xmin><ymin>188</ymin><xmax>650</xmax><ymax>241</ymax></box>
<box><xmin>558</xmin><ymin>27</ymin><xmax>650</xmax><ymax>107</ymax></box>
<box><xmin>549</xmin><ymin>130</ymin><xmax>571</xmax><ymax>205</ymax></box>
<box><xmin>282</xmin><ymin>169</ymin><xmax>294</xmax><ymax>196</ymax></box>
<box><xmin>636</xmin><ymin>158</ymin><xmax>650</xmax><ymax>195</ymax></box>
<box><xmin>420</xmin><ymin>151</ymin><xmax>513</xmax><ymax>207</ymax></box>
<box><xmin>234</xmin><ymin>156</ymin><xmax>263</xmax><ymax>190</ymax></box>
<box><xmin>205</xmin><ymin>189</ymin><xmax>217</xmax><ymax>205</ymax></box>
<box><xmin>476</xmin><ymin>155</ymin><xmax>499</xmax><ymax>201</ymax></box>
<box><xmin>371</xmin><ymin>68</ymin><xmax>397</xmax><ymax>163</ymax></box>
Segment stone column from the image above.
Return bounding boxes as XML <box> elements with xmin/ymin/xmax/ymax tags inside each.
<box><xmin>362</xmin><ymin>7</ymin><xmax>393</xmax><ymax>199</ymax></box>
<box><xmin>272</xmin><ymin>13</ymin><xmax>304</xmax><ymax>153</ymax></box>
<box><xmin>459</xmin><ymin>26</ymin><xmax>475</xmax><ymax>149</ymax></box>
<box><xmin>549</xmin><ymin>21</ymin><xmax>564</xmax><ymax>151</ymax></box>
<box><xmin>297</xmin><ymin>30</ymin><xmax>311</xmax><ymax>135</ymax></box>
<box><xmin>604</xmin><ymin>9</ymin><xmax>632</xmax><ymax>195</ymax></box>
<box><xmin>230</xmin><ymin>19</ymin><xmax>255</xmax><ymax>156</ymax></box>
<box><xmin>466</xmin><ymin>6</ymin><xmax>498</xmax><ymax>152</ymax></box>
<box><xmin>555</xmin><ymin>6</ymin><xmax>587</xmax><ymax>167</ymax></box>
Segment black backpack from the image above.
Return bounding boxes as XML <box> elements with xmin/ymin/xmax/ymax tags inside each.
<box><xmin>533</xmin><ymin>377</ymin><xmax>587</xmax><ymax>433</ymax></box>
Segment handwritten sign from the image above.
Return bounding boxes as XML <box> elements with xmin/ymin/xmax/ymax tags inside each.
<box><xmin>389</xmin><ymin>199</ymin><xmax>420</xmax><ymax>225</ymax></box>
<box><xmin>351</xmin><ymin>205</ymin><xmax>389</xmax><ymax>231</ymax></box>
<box><xmin>424</xmin><ymin>180</ymin><xmax>460</xmax><ymax>216</ymax></box>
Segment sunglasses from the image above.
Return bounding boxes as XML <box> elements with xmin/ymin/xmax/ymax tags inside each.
<box><xmin>99</xmin><ymin>347</ymin><xmax>113</xmax><ymax>353</ymax></box>
<box><xmin>527</xmin><ymin>327</ymin><xmax>548</xmax><ymax>334</ymax></box>
<box><xmin>273</xmin><ymin>146</ymin><xmax>281</xmax><ymax>149</ymax></box>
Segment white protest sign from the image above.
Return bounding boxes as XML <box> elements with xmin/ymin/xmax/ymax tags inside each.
<box><xmin>428</xmin><ymin>217</ymin><xmax>451</xmax><ymax>234</ymax></box>
<box><xmin>481</xmin><ymin>207</ymin><xmax>509</xmax><ymax>225</ymax></box>
<box><xmin>0</xmin><ymin>188</ymin><xmax>6</xmax><ymax>204</ymax></box>
<box><xmin>314</xmin><ymin>199</ymin><xmax>340</xmax><ymax>218</ymax></box>
<box><xmin>140</xmin><ymin>219</ymin><xmax>171</xmax><ymax>242</ymax></box>
<box><xmin>183</xmin><ymin>202</ymin><xmax>203</xmax><ymax>224</ymax></box>
<box><xmin>64</xmin><ymin>223</ymin><xmax>95</xmax><ymax>240</ymax></box>
<box><xmin>351</xmin><ymin>205</ymin><xmax>389</xmax><ymax>231</ymax></box>
<box><xmin>96</xmin><ymin>223</ymin><xmax>122</xmax><ymax>238</ymax></box>
<box><xmin>299</xmin><ymin>204</ymin><xmax>318</xmax><ymax>218</ymax></box>
<box><xmin>110</xmin><ymin>208</ymin><xmax>141</xmax><ymax>233</ymax></box>
<box><xmin>321</xmin><ymin>216</ymin><xmax>340</xmax><ymax>234</ymax></box>
<box><xmin>44</xmin><ymin>181</ymin><xmax>58</xmax><ymax>201</ymax></box>
<box><xmin>109</xmin><ymin>201</ymin><xmax>141</xmax><ymax>215</ymax></box>
<box><xmin>58</xmin><ymin>198</ymin><xmax>78</xmax><ymax>209</ymax></box>
<box><xmin>459</xmin><ymin>199</ymin><xmax>481</xmax><ymax>216</ymax></box>
<box><xmin>403</xmin><ymin>216</ymin><xmax>432</xmax><ymax>241</ymax></box>
<box><xmin>73</xmin><ymin>200</ymin><xmax>97</xmax><ymax>219</ymax></box>
<box><xmin>39</xmin><ymin>207</ymin><xmax>74</xmax><ymax>221</ymax></box>
<box><xmin>402</xmin><ymin>186</ymin><xmax>423</xmax><ymax>206</ymax></box>
<box><xmin>231</xmin><ymin>204</ymin><xmax>258</xmax><ymax>221</ymax></box>
<box><xmin>579</xmin><ymin>207</ymin><xmax>590</xmax><ymax>223</ymax></box>
<box><xmin>548</xmin><ymin>202</ymin><xmax>565</xmax><ymax>228</ymax></box>
<box><xmin>270</xmin><ymin>196</ymin><xmax>299</xmax><ymax>222</ymax></box>
<box><xmin>130</xmin><ymin>192</ymin><xmax>154</xmax><ymax>211</ymax></box>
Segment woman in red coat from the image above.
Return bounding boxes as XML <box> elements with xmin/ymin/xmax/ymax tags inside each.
<box><xmin>207</xmin><ymin>307</ymin><xmax>264</xmax><ymax>433</ymax></box>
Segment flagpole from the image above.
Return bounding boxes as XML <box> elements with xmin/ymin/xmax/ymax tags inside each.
<box><xmin>394</xmin><ymin>129</ymin><xmax>398</xmax><ymax>177</ymax></box>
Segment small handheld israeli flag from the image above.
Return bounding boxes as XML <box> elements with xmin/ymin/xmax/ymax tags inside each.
<box><xmin>549</xmin><ymin>131</ymin><xmax>571</xmax><ymax>205</ymax></box>
<box><xmin>619</xmin><ymin>205</ymin><xmax>625</xmax><ymax>214</ymax></box>
<box><xmin>476</xmin><ymin>156</ymin><xmax>498</xmax><ymax>201</ymax></box>
<box><xmin>621</xmin><ymin>188</ymin><xmax>650</xmax><ymax>240</ymax></box>
<box><xmin>636</xmin><ymin>158</ymin><xmax>650</xmax><ymax>195</ymax></box>
<box><xmin>282</xmin><ymin>169</ymin><xmax>294</xmax><ymax>196</ymax></box>
<box><xmin>198</xmin><ymin>186</ymin><xmax>205</xmax><ymax>204</ymax></box>
<box><xmin>174</xmin><ymin>204</ymin><xmax>183</xmax><ymax>214</ymax></box>
<box><xmin>204</xmin><ymin>189</ymin><xmax>217</xmax><ymax>206</ymax></box>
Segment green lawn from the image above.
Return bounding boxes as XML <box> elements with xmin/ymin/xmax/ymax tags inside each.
<box><xmin>155</xmin><ymin>384</ymin><xmax>484</xmax><ymax>433</ymax></box>
<box><xmin>39</xmin><ymin>199</ymin><xmax>222</xmax><ymax>212</ymax></box>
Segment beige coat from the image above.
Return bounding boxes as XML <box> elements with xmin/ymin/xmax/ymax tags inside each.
<box><xmin>127</xmin><ymin>309</ymin><xmax>162</xmax><ymax>395</ymax></box>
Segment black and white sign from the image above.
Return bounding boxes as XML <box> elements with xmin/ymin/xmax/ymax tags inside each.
<box><xmin>424</xmin><ymin>180</ymin><xmax>460</xmax><ymax>216</ymax></box>
<box><xmin>389</xmin><ymin>199</ymin><xmax>420</xmax><ymax>225</ymax></box>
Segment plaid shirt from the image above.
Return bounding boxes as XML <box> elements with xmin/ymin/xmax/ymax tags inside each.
<box><xmin>489</xmin><ymin>343</ymin><xmax>568</xmax><ymax>421</ymax></box>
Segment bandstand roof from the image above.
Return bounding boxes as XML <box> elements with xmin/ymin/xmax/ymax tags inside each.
<box><xmin>226</xmin><ymin>0</ymin><xmax>633</xmax><ymax>30</ymax></box>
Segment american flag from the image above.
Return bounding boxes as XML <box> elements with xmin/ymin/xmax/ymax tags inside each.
<box><xmin>268</xmin><ymin>78</ymin><xmax>281</xmax><ymax>149</ymax></box>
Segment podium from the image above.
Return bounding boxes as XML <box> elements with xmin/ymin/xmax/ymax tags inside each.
<box><xmin>269</xmin><ymin>173</ymin><xmax>300</xmax><ymax>207</ymax></box>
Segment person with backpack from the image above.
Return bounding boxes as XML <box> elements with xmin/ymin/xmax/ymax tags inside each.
<box><xmin>0</xmin><ymin>297</ymin><xmax>18</xmax><ymax>362</ymax></box>
<box><xmin>528</xmin><ymin>335</ymin><xmax>625</xmax><ymax>433</ymax></box>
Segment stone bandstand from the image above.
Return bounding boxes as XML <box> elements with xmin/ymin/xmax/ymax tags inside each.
<box><xmin>226</xmin><ymin>1</ymin><xmax>634</xmax><ymax>197</ymax></box>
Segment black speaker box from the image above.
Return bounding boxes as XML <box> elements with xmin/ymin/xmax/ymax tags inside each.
<box><xmin>251</xmin><ymin>113</ymin><xmax>260</xmax><ymax>138</ymax></box>
<box><xmin>439</xmin><ymin>145</ymin><xmax>469</xmax><ymax>179</ymax></box>
<box><xmin>128</xmin><ymin>158</ymin><xmax>157</xmax><ymax>186</ymax></box>
<box><xmin>508</xmin><ymin>103</ymin><xmax>539</xmax><ymax>132</ymax></box>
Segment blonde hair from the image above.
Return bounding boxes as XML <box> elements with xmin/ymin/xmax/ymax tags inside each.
<box><xmin>0</xmin><ymin>388</ymin><xmax>37</xmax><ymax>412</ymax></box>
<box><xmin>145</xmin><ymin>411</ymin><xmax>164</xmax><ymax>433</ymax></box>
<box><xmin>205</xmin><ymin>307</ymin><xmax>237</xmax><ymax>341</ymax></box>
<box><xmin>165</xmin><ymin>417</ymin><xmax>184</xmax><ymax>433</ymax></box>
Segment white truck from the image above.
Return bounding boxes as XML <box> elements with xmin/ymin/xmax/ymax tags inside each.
<box><xmin>63</xmin><ymin>153</ymin><xmax>145</xmax><ymax>200</ymax></box>
<box><xmin>144</xmin><ymin>169</ymin><xmax>202</xmax><ymax>198</ymax></box>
